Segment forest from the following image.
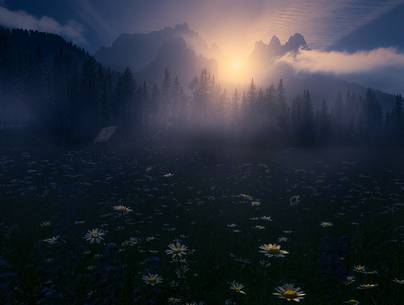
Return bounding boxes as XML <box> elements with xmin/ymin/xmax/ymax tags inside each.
<box><xmin>0</xmin><ymin>27</ymin><xmax>403</xmax><ymax>146</ymax></box>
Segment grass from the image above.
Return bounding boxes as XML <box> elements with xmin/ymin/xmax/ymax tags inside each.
<box><xmin>0</xmin><ymin>145</ymin><xmax>403</xmax><ymax>304</ymax></box>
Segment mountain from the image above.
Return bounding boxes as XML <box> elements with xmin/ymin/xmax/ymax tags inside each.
<box><xmin>284</xmin><ymin>33</ymin><xmax>310</xmax><ymax>53</ymax></box>
<box><xmin>248</xmin><ymin>33</ymin><xmax>395</xmax><ymax>110</ymax></box>
<box><xmin>95</xmin><ymin>23</ymin><xmax>217</xmax><ymax>84</ymax></box>
<box><xmin>135</xmin><ymin>37</ymin><xmax>217</xmax><ymax>86</ymax></box>
<box><xmin>250</xmin><ymin>33</ymin><xmax>309</xmax><ymax>65</ymax></box>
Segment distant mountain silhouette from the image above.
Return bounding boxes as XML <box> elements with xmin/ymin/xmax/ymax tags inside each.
<box><xmin>95</xmin><ymin>23</ymin><xmax>216</xmax><ymax>84</ymax></box>
<box><xmin>135</xmin><ymin>37</ymin><xmax>217</xmax><ymax>86</ymax></box>
<box><xmin>248</xmin><ymin>33</ymin><xmax>395</xmax><ymax>110</ymax></box>
<box><xmin>284</xmin><ymin>33</ymin><xmax>310</xmax><ymax>53</ymax></box>
<box><xmin>250</xmin><ymin>33</ymin><xmax>309</xmax><ymax>65</ymax></box>
<box><xmin>332</xmin><ymin>3</ymin><xmax>404</xmax><ymax>52</ymax></box>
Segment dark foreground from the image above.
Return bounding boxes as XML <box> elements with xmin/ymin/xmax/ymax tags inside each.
<box><xmin>0</xmin><ymin>142</ymin><xmax>404</xmax><ymax>305</ymax></box>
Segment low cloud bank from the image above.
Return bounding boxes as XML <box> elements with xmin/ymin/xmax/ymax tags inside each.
<box><xmin>0</xmin><ymin>6</ymin><xmax>86</xmax><ymax>45</ymax></box>
<box><xmin>280</xmin><ymin>48</ymin><xmax>404</xmax><ymax>75</ymax></box>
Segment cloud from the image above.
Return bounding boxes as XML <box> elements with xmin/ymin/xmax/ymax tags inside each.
<box><xmin>279</xmin><ymin>48</ymin><xmax>404</xmax><ymax>75</ymax></box>
<box><xmin>0</xmin><ymin>6</ymin><xmax>86</xmax><ymax>45</ymax></box>
<box><xmin>263</xmin><ymin>0</ymin><xmax>403</xmax><ymax>49</ymax></box>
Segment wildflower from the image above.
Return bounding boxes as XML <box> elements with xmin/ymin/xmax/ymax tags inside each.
<box><xmin>393</xmin><ymin>278</ymin><xmax>404</xmax><ymax>285</ymax></box>
<box><xmin>320</xmin><ymin>221</ymin><xmax>333</xmax><ymax>228</ymax></box>
<box><xmin>239</xmin><ymin>193</ymin><xmax>253</xmax><ymax>201</ymax></box>
<box><xmin>353</xmin><ymin>265</ymin><xmax>366</xmax><ymax>273</ymax></box>
<box><xmin>84</xmin><ymin>228</ymin><xmax>105</xmax><ymax>244</ymax></box>
<box><xmin>259</xmin><ymin>243</ymin><xmax>289</xmax><ymax>257</ymax></box>
<box><xmin>165</xmin><ymin>241</ymin><xmax>188</xmax><ymax>259</ymax></box>
<box><xmin>273</xmin><ymin>284</ymin><xmax>305</xmax><ymax>302</ymax></box>
<box><xmin>43</xmin><ymin>236</ymin><xmax>59</xmax><ymax>245</ymax></box>
<box><xmin>142</xmin><ymin>273</ymin><xmax>163</xmax><ymax>286</ymax></box>
<box><xmin>230</xmin><ymin>281</ymin><xmax>247</xmax><ymax>295</ymax></box>
<box><xmin>345</xmin><ymin>299</ymin><xmax>360</xmax><ymax>305</ymax></box>
<box><xmin>357</xmin><ymin>283</ymin><xmax>378</xmax><ymax>290</ymax></box>
<box><xmin>168</xmin><ymin>297</ymin><xmax>182</xmax><ymax>304</ymax></box>
<box><xmin>261</xmin><ymin>216</ymin><xmax>272</xmax><ymax>221</ymax></box>
<box><xmin>251</xmin><ymin>201</ymin><xmax>261</xmax><ymax>207</ymax></box>
<box><xmin>113</xmin><ymin>205</ymin><xmax>133</xmax><ymax>214</ymax></box>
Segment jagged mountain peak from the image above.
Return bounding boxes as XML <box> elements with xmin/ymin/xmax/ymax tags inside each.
<box><xmin>284</xmin><ymin>33</ymin><xmax>309</xmax><ymax>52</ymax></box>
<box><xmin>269</xmin><ymin>35</ymin><xmax>282</xmax><ymax>48</ymax></box>
<box><xmin>250</xmin><ymin>33</ymin><xmax>309</xmax><ymax>64</ymax></box>
<box><xmin>173</xmin><ymin>23</ymin><xmax>191</xmax><ymax>32</ymax></box>
<box><xmin>95</xmin><ymin>23</ymin><xmax>209</xmax><ymax>72</ymax></box>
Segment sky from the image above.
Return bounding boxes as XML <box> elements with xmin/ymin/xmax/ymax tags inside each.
<box><xmin>1</xmin><ymin>0</ymin><xmax>403</xmax><ymax>52</ymax></box>
<box><xmin>0</xmin><ymin>0</ymin><xmax>403</xmax><ymax>93</ymax></box>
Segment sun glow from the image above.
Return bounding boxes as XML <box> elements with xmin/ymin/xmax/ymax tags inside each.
<box><xmin>229</xmin><ymin>58</ymin><xmax>243</xmax><ymax>72</ymax></box>
<box><xmin>219</xmin><ymin>54</ymin><xmax>250</xmax><ymax>85</ymax></box>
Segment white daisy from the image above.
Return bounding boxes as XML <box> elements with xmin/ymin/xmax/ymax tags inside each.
<box><xmin>273</xmin><ymin>284</ymin><xmax>305</xmax><ymax>302</ymax></box>
<box><xmin>259</xmin><ymin>243</ymin><xmax>289</xmax><ymax>257</ymax></box>
<box><xmin>113</xmin><ymin>205</ymin><xmax>133</xmax><ymax>214</ymax></box>
<box><xmin>230</xmin><ymin>281</ymin><xmax>247</xmax><ymax>295</ymax></box>
<box><xmin>142</xmin><ymin>273</ymin><xmax>163</xmax><ymax>286</ymax></box>
<box><xmin>84</xmin><ymin>228</ymin><xmax>105</xmax><ymax>244</ymax></box>
<box><xmin>165</xmin><ymin>241</ymin><xmax>188</xmax><ymax>259</ymax></box>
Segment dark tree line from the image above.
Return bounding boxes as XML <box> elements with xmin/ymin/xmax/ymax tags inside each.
<box><xmin>1</xmin><ymin>27</ymin><xmax>403</xmax><ymax>146</ymax></box>
<box><xmin>234</xmin><ymin>78</ymin><xmax>403</xmax><ymax>146</ymax></box>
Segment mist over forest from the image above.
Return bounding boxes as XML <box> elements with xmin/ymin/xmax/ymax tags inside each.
<box><xmin>0</xmin><ymin>26</ymin><xmax>403</xmax><ymax>148</ymax></box>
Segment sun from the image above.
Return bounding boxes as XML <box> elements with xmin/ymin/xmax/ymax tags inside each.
<box><xmin>229</xmin><ymin>58</ymin><xmax>243</xmax><ymax>72</ymax></box>
<box><xmin>219</xmin><ymin>55</ymin><xmax>249</xmax><ymax>84</ymax></box>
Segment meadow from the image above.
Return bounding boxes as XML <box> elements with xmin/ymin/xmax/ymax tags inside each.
<box><xmin>0</xmin><ymin>144</ymin><xmax>403</xmax><ymax>305</ymax></box>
